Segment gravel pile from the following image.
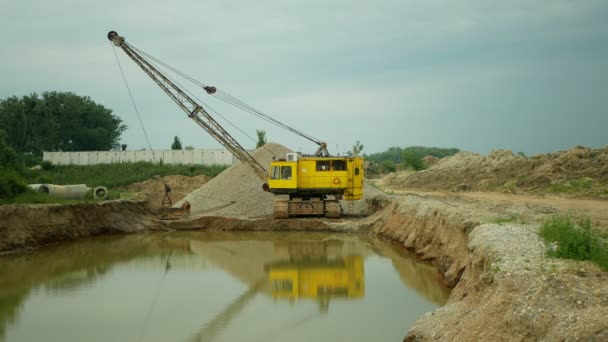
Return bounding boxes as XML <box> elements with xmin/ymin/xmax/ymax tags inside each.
<box><xmin>177</xmin><ymin>142</ymin><xmax>290</xmax><ymax>219</ymax></box>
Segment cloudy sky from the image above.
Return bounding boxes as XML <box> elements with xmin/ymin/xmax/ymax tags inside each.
<box><xmin>1</xmin><ymin>0</ymin><xmax>607</xmax><ymax>155</ymax></box>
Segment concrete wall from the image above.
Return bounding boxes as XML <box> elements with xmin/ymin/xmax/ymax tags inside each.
<box><xmin>43</xmin><ymin>149</ymin><xmax>237</xmax><ymax>166</ymax></box>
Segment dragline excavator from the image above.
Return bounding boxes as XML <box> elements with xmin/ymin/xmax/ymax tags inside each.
<box><xmin>108</xmin><ymin>31</ymin><xmax>364</xmax><ymax>219</ymax></box>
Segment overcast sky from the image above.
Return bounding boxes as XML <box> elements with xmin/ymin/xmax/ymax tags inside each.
<box><xmin>1</xmin><ymin>0</ymin><xmax>607</xmax><ymax>155</ymax></box>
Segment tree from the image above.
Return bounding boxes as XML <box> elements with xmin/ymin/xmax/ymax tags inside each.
<box><xmin>256</xmin><ymin>129</ymin><xmax>267</xmax><ymax>148</ymax></box>
<box><xmin>350</xmin><ymin>140</ymin><xmax>364</xmax><ymax>156</ymax></box>
<box><xmin>0</xmin><ymin>129</ymin><xmax>28</xmax><ymax>199</ymax></box>
<box><xmin>171</xmin><ymin>136</ymin><xmax>182</xmax><ymax>150</ymax></box>
<box><xmin>0</xmin><ymin>92</ymin><xmax>126</xmax><ymax>155</ymax></box>
<box><xmin>403</xmin><ymin>149</ymin><xmax>425</xmax><ymax>171</ymax></box>
<box><xmin>184</xmin><ymin>145</ymin><xmax>195</xmax><ymax>150</ymax></box>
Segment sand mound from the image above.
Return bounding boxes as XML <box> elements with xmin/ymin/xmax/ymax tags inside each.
<box><xmin>177</xmin><ymin>142</ymin><xmax>291</xmax><ymax>218</ymax></box>
<box><xmin>384</xmin><ymin>146</ymin><xmax>608</xmax><ymax>196</ymax></box>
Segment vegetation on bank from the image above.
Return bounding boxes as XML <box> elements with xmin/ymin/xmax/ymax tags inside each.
<box><xmin>24</xmin><ymin>162</ymin><xmax>227</xmax><ymax>189</ymax></box>
<box><xmin>540</xmin><ymin>216</ymin><xmax>608</xmax><ymax>270</ymax></box>
<box><xmin>0</xmin><ymin>129</ymin><xmax>29</xmax><ymax>200</ymax></box>
<box><xmin>1</xmin><ymin>127</ymin><xmax>227</xmax><ymax>204</ymax></box>
<box><xmin>365</xmin><ymin>145</ymin><xmax>459</xmax><ymax>176</ymax></box>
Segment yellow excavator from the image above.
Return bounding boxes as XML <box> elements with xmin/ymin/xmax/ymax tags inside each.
<box><xmin>108</xmin><ymin>31</ymin><xmax>364</xmax><ymax>218</ymax></box>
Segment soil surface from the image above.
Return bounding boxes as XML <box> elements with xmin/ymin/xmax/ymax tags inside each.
<box><xmin>379</xmin><ymin>145</ymin><xmax>608</xmax><ymax>198</ymax></box>
<box><xmin>358</xmin><ymin>191</ymin><xmax>608</xmax><ymax>341</ymax></box>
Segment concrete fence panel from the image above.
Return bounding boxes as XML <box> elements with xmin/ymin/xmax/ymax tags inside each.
<box><xmin>43</xmin><ymin>149</ymin><xmax>238</xmax><ymax>166</ymax></box>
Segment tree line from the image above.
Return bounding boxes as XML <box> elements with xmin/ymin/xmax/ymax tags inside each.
<box><xmin>0</xmin><ymin>91</ymin><xmax>126</xmax><ymax>157</ymax></box>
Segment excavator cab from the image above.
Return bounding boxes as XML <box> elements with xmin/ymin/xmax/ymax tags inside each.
<box><xmin>268</xmin><ymin>153</ymin><xmax>364</xmax><ymax>218</ymax></box>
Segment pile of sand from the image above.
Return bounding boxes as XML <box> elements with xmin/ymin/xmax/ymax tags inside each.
<box><xmin>177</xmin><ymin>143</ymin><xmax>291</xmax><ymax>218</ymax></box>
<box><xmin>385</xmin><ymin>146</ymin><xmax>608</xmax><ymax>195</ymax></box>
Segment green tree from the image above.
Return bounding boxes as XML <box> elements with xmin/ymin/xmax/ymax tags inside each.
<box><xmin>171</xmin><ymin>136</ymin><xmax>182</xmax><ymax>150</ymax></box>
<box><xmin>0</xmin><ymin>129</ymin><xmax>28</xmax><ymax>199</ymax></box>
<box><xmin>184</xmin><ymin>145</ymin><xmax>195</xmax><ymax>150</ymax></box>
<box><xmin>367</xmin><ymin>146</ymin><xmax>459</xmax><ymax>164</ymax></box>
<box><xmin>381</xmin><ymin>160</ymin><xmax>396</xmax><ymax>173</ymax></box>
<box><xmin>403</xmin><ymin>149</ymin><xmax>425</xmax><ymax>171</ymax></box>
<box><xmin>256</xmin><ymin>129</ymin><xmax>267</xmax><ymax>148</ymax></box>
<box><xmin>349</xmin><ymin>140</ymin><xmax>364</xmax><ymax>156</ymax></box>
<box><xmin>0</xmin><ymin>92</ymin><xmax>126</xmax><ymax>155</ymax></box>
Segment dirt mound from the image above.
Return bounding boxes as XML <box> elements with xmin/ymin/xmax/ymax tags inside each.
<box><xmin>119</xmin><ymin>175</ymin><xmax>209</xmax><ymax>211</ymax></box>
<box><xmin>384</xmin><ymin>146</ymin><xmax>608</xmax><ymax>197</ymax></box>
<box><xmin>177</xmin><ymin>143</ymin><xmax>290</xmax><ymax>218</ymax></box>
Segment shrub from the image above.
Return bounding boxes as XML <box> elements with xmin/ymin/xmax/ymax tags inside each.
<box><xmin>41</xmin><ymin>160</ymin><xmax>54</xmax><ymax>171</ymax></box>
<box><xmin>403</xmin><ymin>150</ymin><xmax>425</xmax><ymax>171</ymax></box>
<box><xmin>539</xmin><ymin>216</ymin><xmax>608</xmax><ymax>270</ymax></box>
<box><xmin>0</xmin><ymin>169</ymin><xmax>29</xmax><ymax>199</ymax></box>
<box><xmin>381</xmin><ymin>160</ymin><xmax>396</xmax><ymax>173</ymax></box>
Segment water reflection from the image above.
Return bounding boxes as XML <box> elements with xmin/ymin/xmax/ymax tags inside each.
<box><xmin>265</xmin><ymin>241</ymin><xmax>364</xmax><ymax>311</ymax></box>
<box><xmin>0</xmin><ymin>232</ymin><xmax>450</xmax><ymax>342</ymax></box>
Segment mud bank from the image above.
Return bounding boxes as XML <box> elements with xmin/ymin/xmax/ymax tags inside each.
<box><xmin>2</xmin><ymin>193</ymin><xmax>607</xmax><ymax>341</ymax></box>
<box><xmin>0</xmin><ymin>200</ymin><xmax>157</xmax><ymax>253</ymax></box>
<box><xmin>355</xmin><ymin>194</ymin><xmax>608</xmax><ymax>341</ymax></box>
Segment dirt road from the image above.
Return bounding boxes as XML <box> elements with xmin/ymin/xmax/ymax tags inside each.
<box><xmin>374</xmin><ymin>186</ymin><xmax>608</xmax><ymax>231</ymax></box>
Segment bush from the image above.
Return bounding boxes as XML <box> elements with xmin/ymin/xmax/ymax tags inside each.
<box><xmin>539</xmin><ymin>216</ymin><xmax>608</xmax><ymax>270</ymax></box>
<box><xmin>41</xmin><ymin>160</ymin><xmax>54</xmax><ymax>171</ymax></box>
<box><xmin>403</xmin><ymin>150</ymin><xmax>425</xmax><ymax>171</ymax></box>
<box><xmin>0</xmin><ymin>169</ymin><xmax>29</xmax><ymax>199</ymax></box>
<box><xmin>381</xmin><ymin>160</ymin><xmax>396</xmax><ymax>173</ymax></box>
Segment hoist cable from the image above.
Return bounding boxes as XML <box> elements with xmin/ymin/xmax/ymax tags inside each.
<box><xmin>111</xmin><ymin>43</ymin><xmax>158</xmax><ymax>161</ymax></box>
<box><xmin>142</xmin><ymin>56</ymin><xmax>281</xmax><ymax>160</ymax></box>
<box><xmin>129</xmin><ymin>44</ymin><xmax>322</xmax><ymax>146</ymax></box>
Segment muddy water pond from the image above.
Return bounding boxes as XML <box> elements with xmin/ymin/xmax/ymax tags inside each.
<box><xmin>0</xmin><ymin>231</ymin><xmax>449</xmax><ymax>342</ymax></box>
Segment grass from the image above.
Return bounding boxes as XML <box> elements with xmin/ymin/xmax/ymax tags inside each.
<box><xmin>0</xmin><ymin>190</ymin><xmax>82</xmax><ymax>205</ymax></box>
<box><xmin>1</xmin><ymin>162</ymin><xmax>228</xmax><ymax>205</ymax></box>
<box><xmin>549</xmin><ymin>177</ymin><xmax>594</xmax><ymax>194</ymax></box>
<box><xmin>539</xmin><ymin>215</ymin><xmax>608</xmax><ymax>270</ymax></box>
<box><xmin>0</xmin><ymin>188</ymin><xmax>126</xmax><ymax>205</ymax></box>
<box><xmin>22</xmin><ymin>162</ymin><xmax>228</xmax><ymax>189</ymax></box>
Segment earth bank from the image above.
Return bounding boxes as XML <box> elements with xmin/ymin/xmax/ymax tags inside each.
<box><xmin>1</xmin><ymin>143</ymin><xmax>607</xmax><ymax>340</ymax></box>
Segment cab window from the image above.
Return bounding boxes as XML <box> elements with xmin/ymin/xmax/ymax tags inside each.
<box><xmin>333</xmin><ymin>160</ymin><xmax>346</xmax><ymax>171</ymax></box>
<box><xmin>270</xmin><ymin>166</ymin><xmax>281</xmax><ymax>180</ymax></box>
<box><xmin>281</xmin><ymin>166</ymin><xmax>292</xmax><ymax>180</ymax></box>
<box><xmin>316</xmin><ymin>160</ymin><xmax>330</xmax><ymax>171</ymax></box>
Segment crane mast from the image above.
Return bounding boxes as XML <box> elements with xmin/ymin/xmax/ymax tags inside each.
<box><xmin>107</xmin><ymin>31</ymin><xmax>268</xmax><ymax>181</ymax></box>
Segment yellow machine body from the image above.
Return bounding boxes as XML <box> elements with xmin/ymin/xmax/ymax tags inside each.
<box><xmin>267</xmin><ymin>155</ymin><xmax>364</xmax><ymax>200</ymax></box>
<box><xmin>267</xmin><ymin>255</ymin><xmax>364</xmax><ymax>302</ymax></box>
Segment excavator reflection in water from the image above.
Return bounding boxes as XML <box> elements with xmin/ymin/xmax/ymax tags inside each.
<box><xmin>190</xmin><ymin>238</ymin><xmax>365</xmax><ymax>342</ymax></box>
<box><xmin>265</xmin><ymin>240</ymin><xmax>364</xmax><ymax>312</ymax></box>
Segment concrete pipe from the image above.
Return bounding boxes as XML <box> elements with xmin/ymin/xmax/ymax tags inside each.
<box><xmin>37</xmin><ymin>184</ymin><xmax>89</xmax><ymax>200</ymax></box>
<box><xmin>27</xmin><ymin>184</ymin><xmax>43</xmax><ymax>191</ymax></box>
<box><xmin>93</xmin><ymin>186</ymin><xmax>109</xmax><ymax>200</ymax></box>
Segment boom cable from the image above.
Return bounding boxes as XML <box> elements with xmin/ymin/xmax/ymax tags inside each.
<box><xmin>129</xmin><ymin>44</ymin><xmax>323</xmax><ymax>146</ymax></box>
<box><xmin>111</xmin><ymin>43</ymin><xmax>159</xmax><ymax>162</ymax></box>
<box><xmin>142</xmin><ymin>55</ymin><xmax>281</xmax><ymax>160</ymax></box>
